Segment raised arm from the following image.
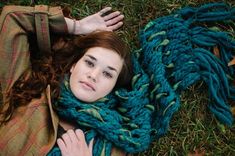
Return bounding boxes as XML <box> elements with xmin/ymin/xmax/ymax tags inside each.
<box><xmin>0</xmin><ymin>5</ymin><xmax>124</xmax><ymax>94</ymax></box>
<box><xmin>65</xmin><ymin>7</ymin><xmax>124</xmax><ymax>35</ymax></box>
<box><xmin>0</xmin><ymin>5</ymin><xmax>67</xmax><ymax>93</ymax></box>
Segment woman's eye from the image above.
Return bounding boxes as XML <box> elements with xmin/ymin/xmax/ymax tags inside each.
<box><xmin>103</xmin><ymin>71</ymin><xmax>113</xmax><ymax>78</ymax></box>
<box><xmin>85</xmin><ymin>60</ymin><xmax>94</xmax><ymax>67</ymax></box>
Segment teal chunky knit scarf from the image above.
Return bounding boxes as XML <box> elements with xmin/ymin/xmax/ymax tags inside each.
<box><xmin>48</xmin><ymin>2</ymin><xmax>235</xmax><ymax>156</ymax></box>
<box><xmin>48</xmin><ymin>54</ymin><xmax>152</xmax><ymax>156</ymax></box>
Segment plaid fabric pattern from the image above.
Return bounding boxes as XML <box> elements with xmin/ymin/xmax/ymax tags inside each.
<box><xmin>0</xmin><ymin>90</ymin><xmax>58</xmax><ymax>156</ymax></box>
<box><xmin>0</xmin><ymin>5</ymin><xmax>67</xmax><ymax>92</ymax></box>
<box><xmin>0</xmin><ymin>5</ymin><xmax>66</xmax><ymax>155</ymax></box>
<box><xmin>0</xmin><ymin>5</ymin><xmax>129</xmax><ymax>156</ymax></box>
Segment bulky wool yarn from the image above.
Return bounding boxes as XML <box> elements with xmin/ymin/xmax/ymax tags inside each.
<box><xmin>48</xmin><ymin>2</ymin><xmax>235</xmax><ymax>156</ymax></box>
<box><xmin>48</xmin><ymin>68</ymin><xmax>152</xmax><ymax>156</ymax></box>
<box><xmin>139</xmin><ymin>3</ymin><xmax>235</xmax><ymax>140</ymax></box>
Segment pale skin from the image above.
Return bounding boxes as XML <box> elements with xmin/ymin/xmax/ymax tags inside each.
<box><xmin>65</xmin><ymin>7</ymin><xmax>124</xmax><ymax>35</ymax></box>
<box><xmin>69</xmin><ymin>47</ymin><xmax>123</xmax><ymax>102</ymax></box>
<box><xmin>58</xmin><ymin>7</ymin><xmax>125</xmax><ymax>156</ymax></box>
<box><xmin>57</xmin><ymin>129</ymin><xmax>94</xmax><ymax>156</ymax></box>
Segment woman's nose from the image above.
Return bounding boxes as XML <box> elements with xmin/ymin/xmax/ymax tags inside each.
<box><xmin>87</xmin><ymin>68</ymin><xmax>100</xmax><ymax>82</ymax></box>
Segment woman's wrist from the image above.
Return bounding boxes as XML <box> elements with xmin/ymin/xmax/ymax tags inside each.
<box><xmin>64</xmin><ymin>17</ymin><xmax>81</xmax><ymax>35</ymax></box>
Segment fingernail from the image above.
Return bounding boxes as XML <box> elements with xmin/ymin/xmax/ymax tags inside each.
<box><xmin>75</xmin><ymin>129</ymin><xmax>83</xmax><ymax>133</ymax></box>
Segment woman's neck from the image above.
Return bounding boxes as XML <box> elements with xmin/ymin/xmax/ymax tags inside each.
<box><xmin>59</xmin><ymin>119</ymin><xmax>76</xmax><ymax>131</ymax></box>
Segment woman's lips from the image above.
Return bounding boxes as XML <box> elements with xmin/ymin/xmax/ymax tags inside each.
<box><xmin>80</xmin><ymin>81</ymin><xmax>95</xmax><ymax>91</ymax></box>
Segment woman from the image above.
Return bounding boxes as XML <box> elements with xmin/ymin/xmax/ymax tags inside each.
<box><xmin>50</xmin><ymin>31</ymin><xmax>132</xmax><ymax>156</ymax></box>
<box><xmin>0</xmin><ymin>5</ymin><xmax>132</xmax><ymax>156</ymax></box>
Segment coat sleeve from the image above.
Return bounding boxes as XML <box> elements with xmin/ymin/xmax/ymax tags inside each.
<box><xmin>0</xmin><ymin>5</ymin><xmax>68</xmax><ymax>94</ymax></box>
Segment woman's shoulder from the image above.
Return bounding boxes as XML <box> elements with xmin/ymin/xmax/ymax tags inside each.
<box><xmin>0</xmin><ymin>5</ymin><xmax>34</xmax><ymax>16</ymax></box>
<box><xmin>0</xmin><ymin>91</ymin><xmax>57</xmax><ymax>155</ymax></box>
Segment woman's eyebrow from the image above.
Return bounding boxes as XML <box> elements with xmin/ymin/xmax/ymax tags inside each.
<box><xmin>107</xmin><ymin>66</ymin><xmax>117</xmax><ymax>73</ymax></box>
<box><xmin>85</xmin><ymin>54</ymin><xmax>118</xmax><ymax>73</ymax></box>
<box><xmin>85</xmin><ymin>54</ymin><xmax>97</xmax><ymax>61</ymax></box>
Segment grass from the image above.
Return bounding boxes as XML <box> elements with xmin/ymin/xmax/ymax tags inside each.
<box><xmin>139</xmin><ymin>83</ymin><xmax>235</xmax><ymax>156</ymax></box>
<box><xmin>1</xmin><ymin>0</ymin><xmax>235</xmax><ymax>155</ymax></box>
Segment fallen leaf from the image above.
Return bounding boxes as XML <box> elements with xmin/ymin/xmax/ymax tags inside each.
<box><xmin>232</xmin><ymin>106</ymin><xmax>235</xmax><ymax>116</ymax></box>
<box><xmin>213</xmin><ymin>46</ymin><xmax>220</xmax><ymax>58</ymax></box>
<box><xmin>228</xmin><ymin>56</ymin><xmax>235</xmax><ymax>66</ymax></box>
<box><xmin>188</xmin><ymin>149</ymin><xmax>205</xmax><ymax>156</ymax></box>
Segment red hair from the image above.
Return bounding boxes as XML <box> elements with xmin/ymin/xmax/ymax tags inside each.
<box><xmin>0</xmin><ymin>31</ymin><xmax>132</xmax><ymax>123</ymax></box>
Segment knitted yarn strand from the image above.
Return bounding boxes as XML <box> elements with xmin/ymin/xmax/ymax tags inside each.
<box><xmin>139</xmin><ymin>2</ymin><xmax>235</xmax><ymax>141</ymax></box>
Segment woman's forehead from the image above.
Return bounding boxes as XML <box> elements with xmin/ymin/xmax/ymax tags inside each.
<box><xmin>84</xmin><ymin>47</ymin><xmax>124</xmax><ymax>71</ymax></box>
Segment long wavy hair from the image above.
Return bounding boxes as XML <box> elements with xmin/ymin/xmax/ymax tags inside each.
<box><xmin>0</xmin><ymin>31</ymin><xmax>132</xmax><ymax>124</ymax></box>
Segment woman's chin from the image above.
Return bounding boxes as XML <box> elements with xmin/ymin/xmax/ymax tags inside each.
<box><xmin>72</xmin><ymin>90</ymin><xmax>97</xmax><ymax>103</ymax></box>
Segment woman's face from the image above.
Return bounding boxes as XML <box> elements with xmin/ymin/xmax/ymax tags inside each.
<box><xmin>70</xmin><ymin>47</ymin><xmax>124</xmax><ymax>102</ymax></box>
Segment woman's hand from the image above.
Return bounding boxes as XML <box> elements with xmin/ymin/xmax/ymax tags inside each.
<box><xmin>57</xmin><ymin>129</ymin><xmax>93</xmax><ymax>156</ymax></box>
<box><xmin>65</xmin><ymin>7</ymin><xmax>124</xmax><ymax>35</ymax></box>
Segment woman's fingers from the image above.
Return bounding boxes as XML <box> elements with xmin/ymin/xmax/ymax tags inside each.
<box><xmin>58</xmin><ymin>129</ymin><xmax>93</xmax><ymax>156</ymax></box>
<box><xmin>75</xmin><ymin>129</ymin><xmax>86</xmax><ymax>143</ymax></box>
<box><xmin>61</xmin><ymin>133</ymin><xmax>72</xmax><ymax>147</ymax></box>
<box><xmin>103</xmin><ymin>11</ymin><xmax>121</xmax><ymax>21</ymax></box>
<box><xmin>100</xmin><ymin>8</ymin><xmax>124</xmax><ymax>30</ymax></box>
<box><xmin>88</xmin><ymin>139</ymin><xmax>94</xmax><ymax>154</ymax></box>
<box><xmin>99</xmin><ymin>7</ymin><xmax>112</xmax><ymax>16</ymax></box>
<box><xmin>107</xmin><ymin>22</ymin><xmax>124</xmax><ymax>31</ymax></box>
<box><xmin>70</xmin><ymin>6</ymin><xmax>124</xmax><ymax>35</ymax></box>
<box><xmin>67</xmin><ymin>129</ymin><xmax>80</xmax><ymax>145</ymax></box>
<box><xmin>105</xmin><ymin>14</ymin><xmax>124</xmax><ymax>26</ymax></box>
<box><xmin>57</xmin><ymin>138</ymin><xmax>67</xmax><ymax>154</ymax></box>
